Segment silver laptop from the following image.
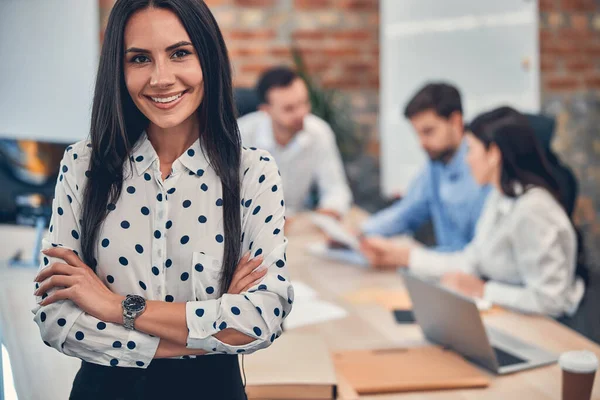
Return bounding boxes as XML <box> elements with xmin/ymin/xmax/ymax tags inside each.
<box><xmin>402</xmin><ymin>272</ymin><xmax>558</xmax><ymax>374</ymax></box>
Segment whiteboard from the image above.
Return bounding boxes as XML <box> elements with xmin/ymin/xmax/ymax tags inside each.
<box><xmin>380</xmin><ymin>0</ymin><xmax>540</xmax><ymax>197</ymax></box>
<box><xmin>0</xmin><ymin>0</ymin><xmax>99</xmax><ymax>144</ymax></box>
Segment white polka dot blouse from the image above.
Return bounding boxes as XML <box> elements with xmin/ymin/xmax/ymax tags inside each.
<box><xmin>32</xmin><ymin>133</ymin><xmax>294</xmax><ymax>368</ymax></box>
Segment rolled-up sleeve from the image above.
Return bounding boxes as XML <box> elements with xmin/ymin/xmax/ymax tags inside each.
<box><xmin>185</xmin><ymin>150</ymin><xmax>293</xmax><ymax>354</ymax></box>
<box><xmin>32</xmin><ymin>145</ymin><xmax>159</xmax><ymax>368</ymax></box>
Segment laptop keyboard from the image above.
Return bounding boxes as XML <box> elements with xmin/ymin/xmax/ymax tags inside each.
<box><xmin>492</xmin><ymin>346</ymin><xmax>527</xmax><ymax>367</ymax></box>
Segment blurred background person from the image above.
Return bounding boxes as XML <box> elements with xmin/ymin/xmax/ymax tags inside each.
<box><xmin>237</xmin><ymin>66</ymin><xmax>353</xmax><ymax>220</ymax></box>
<box><xmin>361</xmin><ymin>83</ymin><xmax>490</xmax><ymax>251</ymax></box>
<box><xmin>361</xmin><ymin>106</ymin><xmax>587</xmax><ymax>318</ymax></box>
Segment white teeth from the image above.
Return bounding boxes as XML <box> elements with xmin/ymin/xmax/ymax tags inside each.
<box><xmin>150</xmin><ymin>93</ymin><xmax>183</xmax><ymax>103</ymax></box>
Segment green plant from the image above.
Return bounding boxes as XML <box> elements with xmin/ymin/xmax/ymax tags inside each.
<box><xmin>292</xmin><ymin>48</ymin><xmax>368</xmax><ymax>161</ymax></box>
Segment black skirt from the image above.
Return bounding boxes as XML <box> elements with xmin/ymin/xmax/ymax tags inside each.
<box><xmin>69</xmin><ymin>355</ymin><xmax>247</xmax><ymax>400</ymax></box>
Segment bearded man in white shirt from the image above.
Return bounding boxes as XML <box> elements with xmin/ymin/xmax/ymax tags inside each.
<box><xmin>237</xmin><ymin>67</ymin><xmax>353</xmax><ymax>220</ymax></box>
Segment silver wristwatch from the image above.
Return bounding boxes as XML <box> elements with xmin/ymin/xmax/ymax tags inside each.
<box><xmin>122</xmin><ymin>294</ymin><xmax>146</xmax><ymax>330</ymax></box>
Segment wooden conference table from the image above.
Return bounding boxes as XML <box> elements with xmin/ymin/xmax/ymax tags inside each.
<box><xmin>1</xmin><ymin>212</ymin><xmax>600</xmax><ymax>399</ymax></box>
<box><xmin>283</xmin><ymin>212</ymin><xmax>600</xmax><ymax>399</ymax></box>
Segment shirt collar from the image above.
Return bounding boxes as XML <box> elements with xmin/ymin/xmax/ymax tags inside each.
<box><xmin>131</xmin><ymin>132</ymin><xmax>158</xmax><ymax>176</ymax></box>
<box><xmin>255</xmin><ymin>112</ymin><xmax>311</xmax><ymax>152</ymax></box>
<box><xmin>131</xmin><ymin>131</ymin><xmax>210</xmax><ymax>177</ymax></box>
<box><xmin>178</xmin><ymin>138</ymin><xmax>210</xmax><ymax>177</ymax></box>
<box><xmin>444</xmin><ymin>137</ymin><xmax>468</xmax><ymax>174</ymax></box>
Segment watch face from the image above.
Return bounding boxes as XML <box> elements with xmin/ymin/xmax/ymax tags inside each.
<box><xmin>124</xmin><ymin>295</ymin><xmax>145</xmax><ymax>312</ymax></box>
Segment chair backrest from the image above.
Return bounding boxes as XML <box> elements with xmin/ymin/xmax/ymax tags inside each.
<box><xmin>233</xmin><ymin>87</ymin><xmax>260</xmax><ymax>118</ymax></box>
<box><xmin>525</xmin><ymin>113</ymin><xmax>579</xmax><ymax>217</ymax></box>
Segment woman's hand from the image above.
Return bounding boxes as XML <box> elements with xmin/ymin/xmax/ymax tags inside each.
<box><xmin>227</xmin><ymin>251</ymin><xmax>267</xmax><ymax>294</ymax></box>
<box><xmin>441</xmin><ymin>271</ymin><xmax>485</xmax><ymax>298</ymax></box>
<box><xmin>34</xmin><ymin>247</ymin><xmax>124</xmax><ymax>323</ymax></box>
<box><xmin>359</xmin><ymin>236</ymin><xmax>412</xmax><ymax>271</ymax></box>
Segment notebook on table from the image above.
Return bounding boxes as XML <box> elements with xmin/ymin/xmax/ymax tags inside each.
<box><xmin>333</xmin><ymin>345</ymin><xmax>490</xmax><ymax>395</ymax></box>
<box><xmin>243</xmin><ymin>333</ymin><xmax>338</xmax><ymax>399</ymax></box>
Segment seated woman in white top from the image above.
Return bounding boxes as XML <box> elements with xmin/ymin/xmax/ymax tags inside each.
<box><xmin>361</xmin><ymin>106</ymin><xmax>585</xmax><ymax>318</ymax></box>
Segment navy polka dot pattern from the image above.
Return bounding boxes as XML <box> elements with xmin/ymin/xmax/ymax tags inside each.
<box><xmin>36</xmin><ymin>139</ymin><xmax>292</xmax><ymax>365</ymax></box>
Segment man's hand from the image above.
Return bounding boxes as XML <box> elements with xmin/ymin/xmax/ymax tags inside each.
<box><xmin>359</xmin><ymin>236</ymin><xmax>413</xmax><ymax>271</ymax></box>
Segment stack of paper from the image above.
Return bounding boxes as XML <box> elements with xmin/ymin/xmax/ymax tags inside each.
<box><xmin>283</xmin><ymin>281</ymin><xmax>348</xmax><ymax>330</ymax></box>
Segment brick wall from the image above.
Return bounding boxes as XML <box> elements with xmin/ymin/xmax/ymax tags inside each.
<box><xmin>540</xmin><ymin>0</ymin><xmax>600</xmax><ymax>269</ymax></box>
<box><xmin>99</xmin><ymin>0</ymin><xmax>600</xmax><ymax>267</ymax></box>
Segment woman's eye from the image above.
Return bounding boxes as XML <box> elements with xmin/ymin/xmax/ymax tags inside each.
<box><xmin>131</xmin><ymin>55</ymin><xmax>150</xmax><ymax>64</ymax></box>
<box><xmin>172</xmin><ymin>50</ymin><xmax>190</xmax><ymax>59</ymax></box>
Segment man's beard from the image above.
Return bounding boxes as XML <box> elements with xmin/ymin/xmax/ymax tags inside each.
<box><xmin>427</xmin><ymin>147</ymin><xmax>457</xmax><ymax>163</ymax></box>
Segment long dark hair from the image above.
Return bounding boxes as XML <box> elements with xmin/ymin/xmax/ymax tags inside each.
<box><xmin>81</xmin><ymin>0</ymin><xmax>241</xmax><ymax>295</ymax></box>
<box><xmin>468</xmin><ymin>106</ymin><xmax>588</xmax><ymax>285</ymax></box>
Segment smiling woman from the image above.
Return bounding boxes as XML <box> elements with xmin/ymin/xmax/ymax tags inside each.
<box><xmin>30</xmin><ymin>1</ymin><xmax>293</xmax><ymax>399</ymax></box>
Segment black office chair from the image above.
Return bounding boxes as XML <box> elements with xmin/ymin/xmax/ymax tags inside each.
<box><xmin>233</xmin><ymin>87</ymin><xmax>260</xmax><ymax>118</ymax></box>
<box><xmin>526</xmin><ymin>113</ymin><xmax>579</xmax><ymax>218</ymax></box>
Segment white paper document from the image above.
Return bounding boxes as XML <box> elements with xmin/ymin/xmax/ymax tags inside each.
<box><xmin>307</xmin><ymin>242</ymin><xmax>369</xmax><ymax>267</ymax></box>
<box><xmin>285</xmin><ymin>280</ymin><xmax>348</xmax><ymax>330</ymax></box>
<box><xmin>283</xmin><ymin>298</ymin><xmax>348</xmax><ymax>330</ymax></box>
<box><xmin>309</xmin><ymin>213</ymin><xmax>361</xmax><ymax>251</ymax></box>
<box><xmin>292</xmin><ymin>280</ymin><xmax>319</xmax><ymax>301</ymax></box>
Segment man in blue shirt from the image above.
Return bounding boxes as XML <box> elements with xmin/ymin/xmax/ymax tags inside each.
<box><xmin>360</xmin><ymin>83</ymin><xmax>490</xmax><ymax>266</ymax></box>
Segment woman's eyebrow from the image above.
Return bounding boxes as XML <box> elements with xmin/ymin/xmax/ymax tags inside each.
<box><xmin>124</xmin><ymin>41</ymin><xmax>193</xmax><ymax>54</ymax></box>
